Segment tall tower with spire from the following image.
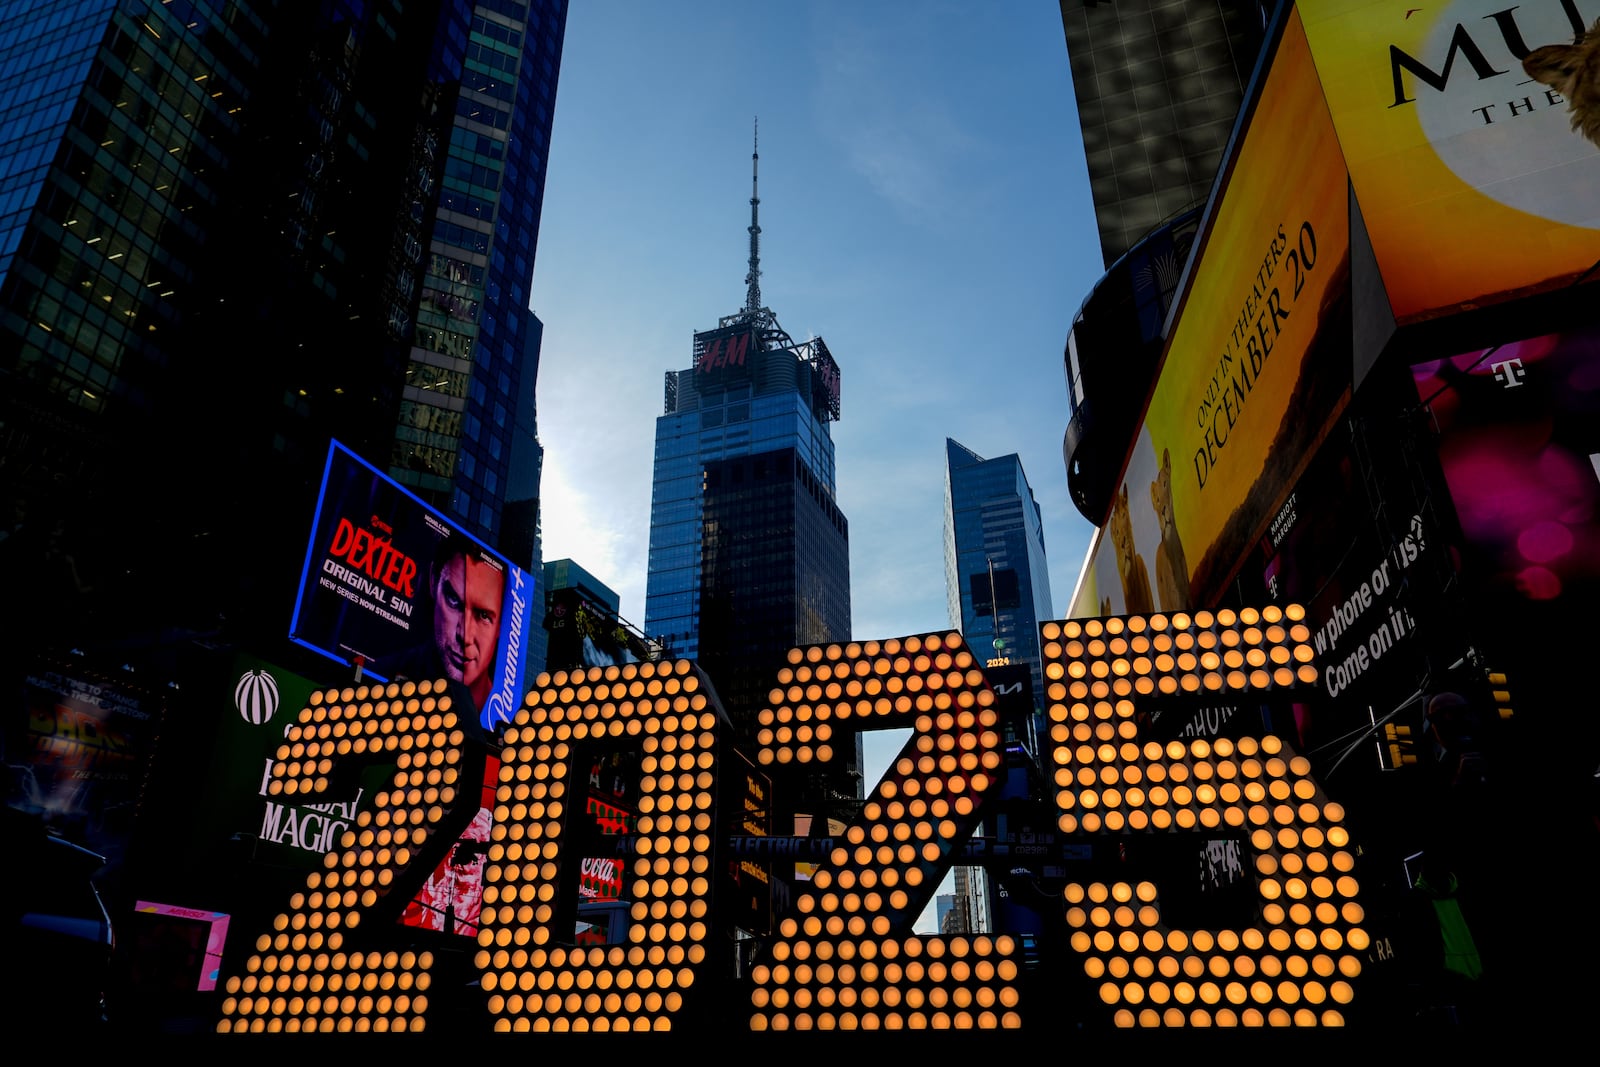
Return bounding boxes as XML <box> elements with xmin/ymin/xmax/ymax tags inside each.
<box><xmin>642</xmin><ymin>125</ymin><xmax>854</xmax><ymax>834</ymax></box>
<box><xmin>744</xmin><ymin>118</ymin><xmax>762</xmax><ymax>316</ymax></box>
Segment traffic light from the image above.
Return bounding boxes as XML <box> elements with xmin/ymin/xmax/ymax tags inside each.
<box><xmin>1489</xmin><ymin>671</ymin><xmax>1513</xmax><ymax>720</ymax></box>
<box><xmin>1381</xmin><ymin>722</ymin><xmax>1418</xmax><ymax>769</ymax></box>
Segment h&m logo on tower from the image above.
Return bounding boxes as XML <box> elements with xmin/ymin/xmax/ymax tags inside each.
<box><xmin>695</xmin><ymin>327</ymin><xmax>752</xmax><ymax>374</ymax></box>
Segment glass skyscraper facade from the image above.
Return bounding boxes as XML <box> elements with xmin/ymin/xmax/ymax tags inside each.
<box><xmin>643</xmin><ymin>314</ymin><xmax>854</xmax><ymax>820</ymax></box>
<box><xmin>644</xmin><ymin>133</ymin><xmax>852</xmax><ymax>816</ymax></box>
<box><xmin>943</xmin><ymin>438</ymin><xmax>1054</xmax><ymax>717</ymax></box>
<box><xmin>392</xmin><ymin>0</ymin><xmax>566</xmax><ymax>554</ymax></box>
<box><xmin>942</xmin><ymin>438</ymin><xmax>1052</xmax><ymax>939</ymax></box>
<box><xmin>645</xmin><ymin>325</ymin><xmax>848</xmax><ymax>713</ymax></box>
<box><xmin>0</xmin><ymin>0</ymin><xmax>565</xmax><ymax>654</ymax></box>
<box><xmin>645</xmin><ymin>343</ymin><xmax>843</xmax><ymax>655</ymax></box>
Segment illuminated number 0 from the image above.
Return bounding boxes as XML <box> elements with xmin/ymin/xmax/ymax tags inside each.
<box><xmin>475</xmin><ymin>658</ymin><xmax>724</xmax><ymax>1032</ymax></box>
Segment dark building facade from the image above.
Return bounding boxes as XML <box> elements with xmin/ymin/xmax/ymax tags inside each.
<box><xmin>698</xmin><ymin>443</ymin><xmax>850</xmax><ymax>718</ymax></box>
<box><xmin>1058</xmin><ymin>0</ymin><xmax>1269</xmax><ymax>269</ymax></box>
<box><xmin>0</xmin><ymin>0</ymin><xmax>565</xmax><ymax>662</ymax></box>
<box><xmin>1058</xmin><ymin>0</ymin><xmax>1270</xmax><ymax>524</ymax></box>
<box><xmin>0</xmin><ymin>5</ymin><xmax>567</xmax><ymax>1026</ymax></box>
<box><xmin>392</xmin><ymin>1</ymin><xmax>566</xmax><ymax>555</ymax></box>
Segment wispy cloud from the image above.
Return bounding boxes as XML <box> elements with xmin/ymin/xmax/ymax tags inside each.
<box><xmin>811</xmin><ymin>11</ymin><xmax>980</xmax><ymax>226</ymax></box>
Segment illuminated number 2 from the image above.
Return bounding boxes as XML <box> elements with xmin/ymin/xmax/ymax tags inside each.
<box><xmin>217</xmin><ymin>679</ymin><xmax>479</xmax><ymax>1033</ymax></box>
<box><xmin>1041</xmin><ymin>606</ymin><xmax>1367</xmax><ymax>1029</ymax></box>
<box><xmin>749</xmin><ymin>632</ymin><xmax>1023</xmax><ymax>1033</ymax></box>
<box><xmin>475</xmin><ymin>658</ymin><xmax>724</xmax><ymax>1032</ymax></box>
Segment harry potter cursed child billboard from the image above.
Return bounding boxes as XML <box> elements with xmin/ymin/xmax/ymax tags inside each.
<box><xmin>1297</xmin><ymin>0</ymin><xmax>1600</xmax><ymax>322</ymax></box>
<box><xmin>1074</xmin><ymin>9</ymin><xmax>1353</xmax><ymax>618</ymax></box>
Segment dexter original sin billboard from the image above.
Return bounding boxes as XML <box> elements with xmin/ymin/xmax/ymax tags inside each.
<box><xmin>1073</xmin><ymin>8</ymin><xmax>1353</xmax><ymax>618</ymax></box>
<box><xmin>1298</xmin><ymin>0</ymin><xmax>1600</xmax><ymax>322</ymax></box>
<box><xmin>289</xmin><ymin>441</ymin><xmax>534</xmax><ymax>729</ymax></box>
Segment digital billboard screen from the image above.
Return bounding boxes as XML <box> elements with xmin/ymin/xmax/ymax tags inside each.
<box><xmin>693</xmin><ymin>324</ymin><xmax>758</xmax><ymax>383</ymax></box>
<box><xmin>185</xmin><ymin>651</ymin><xmax>391</xmax><ymax>873</ymax></box>
<box><xmin>1299</xmin><ymin>0</ymin><xmax>1600</xmax><ymax>322</ymax></box>
<box><xmin>1072</xmin><ymin>8</ymin><xmax>1352</xmax><ymax>616</ymax></box>
<box><xmin>400</xmin><ymin>753</ymin><xmax>499</xmax><ymax>938</ymax></box>
<box><xmin>289</xmin><ymin>440</ymin><xmax>534</xmax><ymax>729</ymax></box>
<box><xmin>10</xmin><ymin>658</ymin><xmax>163</xmax><ymax>869</ymax></box>
<box><xmin>1411</xmin><ymin>322</ymin><xmax>1600</xmax><ymax>605</ymax></box>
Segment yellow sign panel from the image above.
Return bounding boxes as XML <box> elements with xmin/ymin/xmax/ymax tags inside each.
<box><xmin>1298</xmin><ymin>0</ymin><xmax>1600</xmax><ymax>322</ymax></box>
<box><xmin>1081</xmin><ymin>10</ymin><xmax>1352</xmax><ymax>617</ymax></box>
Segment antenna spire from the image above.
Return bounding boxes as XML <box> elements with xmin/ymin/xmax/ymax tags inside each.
<box><xmin>743</xmin><ymin>116</ymin><xmax>762</xmax><ymax>314</ymax></box>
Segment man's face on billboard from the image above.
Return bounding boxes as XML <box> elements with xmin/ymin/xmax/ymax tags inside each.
<box><xmin>433</xmin><ymin>553</ymin><xmax>504</xmax><ymax>692</ymax></box>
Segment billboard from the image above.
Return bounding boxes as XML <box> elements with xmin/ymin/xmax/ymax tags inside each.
<box><xmin>400</xmin><ymin>753</ymin><xmax>499</xmax><ymax>937</ymax></box>
<box><xmin>8</xmin><ymin>658</ymin><xmax>162</xmax><ymax>868</ymax></box>
<box><xmin>289</xmin><ymin>440</ymin><xmax>534</xmax><ymax>728</ymax></box>
<box><xmin>692</xmin><ymin>323</ymin><xmax>758</xmax><ymax>382</ymax></box>
<box><xmin>1411</xmin><ymin>322</ymin><xmax>1600</xmax><ymax>604</ymax></box>
<box><xmin>804</xmin><ymin>336</ymin><xmax>842</xmax><ymax>421</ymax></box>
<box><xmin>1230</xmin><ymin>377</ymin><xmax>1473</xmax><ymax>756</ymax></box>
<box><xmin>1299</xmin><ymin>0</ymin><xmax>1600</xmax><ymax>322</ymax></box>
<box><xmin>190</xmin><ymin>652</ymin><xmax>389</xmax><ymax>870</ymax></box>
<box><xmin>578</xmin><ymin>751</ymin><xmax>638</xmax><ymax>908</ymax></box>
<box><xmin>543</xmin><ymin>586</ymin><xmax>650</xmax><ymax>672</ymax></box>
<box><xmin>1073</xmin><ymin>8</ymin><xmax>1352</xmax><ymax>616</ymax></box>
<box><xmin>127</xmin><ymin>902</ymin><xmax>231</xmax><ymax>992</ymax></box>
<box><xmin>728</xmin><ymin>750</ymin><xmax>772</xmax><ymax>934</ymax></box>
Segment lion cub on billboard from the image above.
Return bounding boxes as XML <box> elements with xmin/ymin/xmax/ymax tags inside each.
<box><xmin>1109</xmin><ymin>483</ymin><xmax>1154</xmax><ymax>615</ymax></box>
<box><xmin>1150</xmin><ymin>448</ymin><xmax>1191</xmax><ymax>612</ymax></box>
<box><xmin>1523</xmin><ymin>18</ymin><xmax>1600</xmax><ymax>148</ymax></box>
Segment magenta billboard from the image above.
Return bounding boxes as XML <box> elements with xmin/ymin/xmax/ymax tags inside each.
<box><xmin>1411</xmin><ymin>323</ymin><xmax>1600</xmax><ymax>605</ymax></box>
<box><xmin>288</xmin><ymin>440</ymin><xmax>534</xmax><ymax>729</ymax></box>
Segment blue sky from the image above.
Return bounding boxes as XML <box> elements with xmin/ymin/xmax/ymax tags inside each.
<box><xmin>529</xmin><ymin>2</ymin><xmax>1104</xmax><ymax>833</ymax></box>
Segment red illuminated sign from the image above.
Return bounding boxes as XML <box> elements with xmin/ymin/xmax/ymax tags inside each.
<box><xmin>694</xmin><ymin>328</ymin><xmax>752</xmax><ymax>373</ymax></box>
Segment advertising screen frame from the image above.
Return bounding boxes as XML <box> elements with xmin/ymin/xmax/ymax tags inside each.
<box><xmin>288</xmin><ymin>440</ymin><xmax>534</xmax><ymax>729</ymax></box>
<box><xmin>1071</xmin><ymin>6</ymin><xmax>1354</xmax><ymax>617</ymax></box>
<box><xmin>1298</xmin><ymin>0</ymin><xmax>1600</xmax><ymax>323</ymax></box>
<box><xmin>692</xmin><ymin>323</ymin><xmax>759</xmax><ymax>384</ymax></box>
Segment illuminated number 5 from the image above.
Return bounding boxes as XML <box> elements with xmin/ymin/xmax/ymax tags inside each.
<box><xmin>1042</xmin><ymin>606</ymin><xmax>1367</xmax><ymax>1030</ymax></box>
<box><xmin>217</xmin><ymin>680</ymin><xmax>478</xmax><ymax>1033</ymax></box>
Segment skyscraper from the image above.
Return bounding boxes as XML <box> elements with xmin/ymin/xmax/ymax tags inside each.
<box><xmin>0</xmin><ymin>0</ymin><xmax>566</xmax><ymax>658</ymax></box>
<box><xmin>642</xmin><ymin>128</ymin><xmax>852</xmax><ymax>812</ymax></box>
<box><xmin>943</xmin><ymin>439</ymin><xmax>1054</xmax><ymax>717</ymax></box>
<box><xmin>942</xmin><ymin>439</ymin><xmax>1052</xmax><ymax>938</ymax></box>
<box><xmin>391</xmin><ymin>2</ymin><xmax>567</xmax><ymax>557</ymax></box>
